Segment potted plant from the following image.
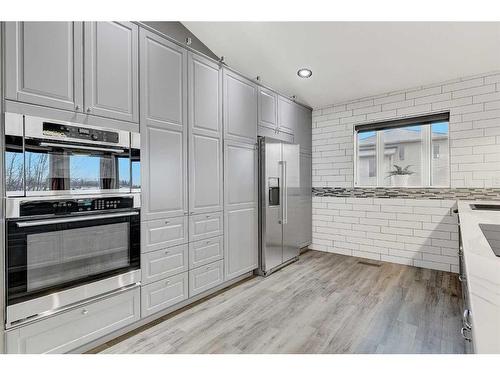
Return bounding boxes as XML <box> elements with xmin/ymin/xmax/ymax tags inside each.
<box><xmin>387</xmin><ymin>164</ymin><xmax>414</xmax><ymax>187</ymax></box>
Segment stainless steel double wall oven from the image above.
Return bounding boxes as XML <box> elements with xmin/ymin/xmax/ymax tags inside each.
<box><xmin>3</xmin><ymin>113</ymin><xmax>141</xmax><ymax>328</ymax></box>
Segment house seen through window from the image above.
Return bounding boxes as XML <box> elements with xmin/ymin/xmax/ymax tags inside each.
<box><xmin>355</xmin><ymin>113</ymin><xmax>450</xmax><ymax>187</ymax></box>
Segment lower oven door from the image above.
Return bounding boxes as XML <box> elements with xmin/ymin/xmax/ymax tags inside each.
<box><xmin>6</xmin><ymin>210</ymin><xmax>140</xmax><ymax>307</ymax></box>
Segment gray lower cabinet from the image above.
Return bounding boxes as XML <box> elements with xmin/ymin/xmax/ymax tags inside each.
<box><xmin>84</xmin><ymin>21</ymin><xmax>139</xmax><ymax>123</ymax></box>
<box><xmin>6</xmin><ymin>287</ymin><xmax>140</xmax><ymax>354</ymax></box>
<box><xmin>223</xmin><ymin>68</ymin><xmax>257</xmax><ymax>144</ymax></box>
<box><xmin>4</xmin><ymin>22</ymin><xmax>84</xmax><ymax>113</ymax></box>
<box><xmin>189</xmin><ymin>236</ymin><xmax>223</xmax><ymax>269</ymax></box>
<box><xmin>141</xmin><ymin>244</ymin><xmax>188</xmax><ymax>285</ymax></box>
<box><xmin>140</xmin><ymin>28</ymin><xmax>188</xmax><ymax>221</ymax></box>
<box><xmin>224</xmin><ymin>140</ymin><xmax>258</xmax><ymax>280</ymax></box>
<box><xmin>189</xmin><ymin>211</ymin><xmax>223</xmax><ymax>242</ymax></box>
<box><xmin>188</xmin><ymin>260</ymin><xmax>224</xmax><ymax>297</ymax></box>
<box><xmin>141</xmin><ymin>272</ymin><xmax>188</xmax><ymax>318</ymax></box>
<box><xmin>142</xmin><ymin>216</ymin><xmax>188</xmax><ymax>253</ymax></box>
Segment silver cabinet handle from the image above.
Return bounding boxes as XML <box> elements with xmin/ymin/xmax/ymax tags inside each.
<box><xmin>17</xmin><ymin>211</ymin><xmax>139</xmax><ymax>227</ymax></box>
<box><xmin>165</xmin><ymin>280</ymin><xmax>170</xmax><ymax>285</ymax></box>
<box><xmin>164</xmin><ymin>220</ymin><xmax>170</xmax><ymax>224</ymax></box>
<box><xmin>283</xmin><ymin>160</ymin><xmax>288</xmax><ymax>224</ymax></box>
<box><xmin>86</xmin><ymin>107</ymin><xmax>92</xmax><ymax>113</ymax></box>
<box><xmin>458</xmin><ymin>274</ymin><xmax>466</xmax><ymax>282</ymax></box>
<box><xmin>75</xmin><ymin>105</ymin><xmax>80</xmax><ymax>111</ymax></box>
<box><xmin>81</xmin><ymin>309</ymin><xmax>89</xmax><ymax>315</ymax></box>
<box><xmin>164</xmin><ymin>250</ymin><xmax>170</xmax><ymax>255</ymax></box>
<box><xmin>461</xmin><ymin>327</ymin><xmax>472</xmax><ymax>342</ymax></box>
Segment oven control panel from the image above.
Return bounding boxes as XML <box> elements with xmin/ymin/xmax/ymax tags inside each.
<box><xmin>20</xmin><ymin>197</ymin><xmax>134</xmax><ymax>217</ymax></box>
<box><xmin>42</xmin><ymin>122</ymin><xmax>119</xmax><ymax>143</ymax></box>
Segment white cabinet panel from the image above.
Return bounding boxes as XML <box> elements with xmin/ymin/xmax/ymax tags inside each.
<box><xmin>258</xmin><ymin>86</ymin><xmax>277</xmax><ymax>131</ymax></box>
<box><xmin>224</xmin><ymin>140</ymin><xmax>258</xmax><ymax>280</ymax></box>
<box><xmin>189</xmin><ymin>134</ymin><xmax>222</xmax><ymax>214</ymax></box>
<box><xmin>140</xmin><ymin>29</ymin><xmax>188</xmax><ymax>221</ymax></box>
<box><xmin>223</xmin><ymin>69</ymin><xmax>257</xmax><ymax>144</ymax></box>
<box><xmin>188</xmin><ymin>53</ymin><xmax>221</xmax><ymax>137</ymax></box>
<box><xmin>277</xmin><ymin>95</ymin><xmax>295</xmax><ymax>135</ymax></box>
<box><xmin>224</xmin><ymin>141</ymin><xmax>258</xmax><ymax>208</ymax></box>
<box><xmin>142</xmin><ymin>125</ymin><xmax>187</xmax><ymax>219</ymax></box>
<box><xmin>189</xmin><ymin>236</ymin><xmax>223</xmax><ymax>269</ymax></box>
<box><xmin>84</xmin><ymin>22</ymin><xmax>139</xmax><ymax>122</ymax></box>
<box><xmin>141</xmin><ymin>272</ymin><xmax>188</xmax><ymax>318</ymax></box>
<box><xmin>189</xmin><ymin>260</ymin><xmax>224</xmax><ymax>297</ymax></box>
<box><xmin>142</xmin><ymin>216</ymin><xmax>188</xmax><ymax>253</ymax></box>
<box><xmin>4</xmin><ymin>22</ymin><xmax>83</xmax><ymax>112</ymax></box>
<box><xmin>224</xmin><ymin>207</ymin><xmax>258</xmax><ymax>280</ymax></box>
<box><xmin>189</xmin><ymin>212</ymin><xmax>223</xmax><ymax>242</ymax></box>
<box><xmin>142</xmin><ymin>244</ymin><xmax>188</xmax><ymax>285</ymax></box>
<box><xmin>6</xmin><ymin>288</ymin><xmax>139</xmax><ymax>354</ymax></box>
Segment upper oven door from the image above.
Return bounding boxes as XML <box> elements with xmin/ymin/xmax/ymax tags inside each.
<box><xmin>23</xmin><ymin>138</ymin><xmax>131</xmax><ymax>196</ymax></box>
<box><xmin>6</xmin><ymin>210</ymin><xmax>140</xmax><ymax>306</ymax></box>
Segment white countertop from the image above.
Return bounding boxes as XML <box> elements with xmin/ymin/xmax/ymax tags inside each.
<box><xmin>457</xmin><ymin>201</ymin><xmax>500</xmax><ymax>354</ymax></box>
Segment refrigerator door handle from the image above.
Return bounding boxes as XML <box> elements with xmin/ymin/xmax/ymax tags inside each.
<box><xmin>283</xmin><ymin>160</ymin><xmax>288</xmax><ymax>224</ymax></box>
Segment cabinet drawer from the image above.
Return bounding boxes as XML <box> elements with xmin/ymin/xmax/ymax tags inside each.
<box><xmin>142</xmin><ymin>244</ymin><xmax>188</xmax><ymax>285</ymax></box>
<box><xmin>6</xmin><ymin>287</ymin><xmax>140</xmax><ymax>354</ymax></box>
<box><xmin>142</xmin><ymin>216</ymin><xmax>188</xmax><ymax>253</ymax></box>
<box><xmin>189</xmin><ymin>236</ymin><xmax>223</xmax><ymax>269</ymax></box>
<box><xmin>189</xmin><ymin>211</ymin><xmax>223</xmax><ymax>242</ymax></box>
<box><xmin>141</xmin><ymin>272</ymin><xmax>188</xmax><ymax>318</ymax></box>
<box><xmin>189</xmin><ymin>260</ymin><xmax>224</xmax><ymax>297</ymax></box>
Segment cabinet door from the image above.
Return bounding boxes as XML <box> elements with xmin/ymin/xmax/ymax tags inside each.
<box><xmin>140</xmin><ymin>29</ymin><xmax>188</xmax><ymax>220</ymax></box>
<box><xmin>295</xmin><ymin>105</ymin><xmax>312</xmax><ymax>155</ymax></box>
<box><xmin>223</xmin><ymin>69</ymin><xmax>257</xmax><ymax>144</ymax></box>
<box><xmin>84</xmin><ymin>22</ymin><xmax>139</xmax><ymax>122</ymax></box>
<box><xmin>224</xmin><ymin>141</ymin><xmax>258</xmax><ymax>280</ymax></box>
<box><xmin>277</xmin><ymin>95</ymin><xmax>295</xmax><ymax>135</ymax></box>
<box><xmin>258</xmin><ymin>86</ymin><xmax>277</xmax><ymax>131</ymax></box>
<box><xmin>4</xmin><ymin>22</ymin><xmax>83</xmax><ymax>112</ymax></box>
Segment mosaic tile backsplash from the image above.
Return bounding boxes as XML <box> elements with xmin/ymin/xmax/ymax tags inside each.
<box><xmin>312</xmin><ymin>187</ymin><xmax>500</xmax><ymax>201</ymax></box>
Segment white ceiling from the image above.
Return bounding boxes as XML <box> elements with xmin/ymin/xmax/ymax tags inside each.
<box><xmin>182</xmin><ymin>22</ymin><xmax>500</xmax><ymax>109</ymax></box>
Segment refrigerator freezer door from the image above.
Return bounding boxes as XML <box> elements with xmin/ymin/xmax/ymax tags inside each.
<box><xmin>262</xmin><ymin>138</ymin><xmax>283</xmax><ymax>272</ymax></box>
<box><xmin>282</xmin><ymin>143</ymin><xmax>301</xmax><ymax>263</ymax></box>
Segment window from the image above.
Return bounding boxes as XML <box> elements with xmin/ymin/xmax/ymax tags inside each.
<box><xmin>355</xmin><ymin>113</ymin><xmax>450</xmax><ymax>187</ymax></box>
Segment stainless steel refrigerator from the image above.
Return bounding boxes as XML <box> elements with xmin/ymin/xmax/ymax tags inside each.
<box><xmin>258</xmin><ymin>137</ymin><xmax>301</xmax><ymax>276</ymax></box>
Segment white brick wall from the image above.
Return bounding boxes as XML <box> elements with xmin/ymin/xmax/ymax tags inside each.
<box><xmin>312</xmin><ymin>70</ymin><xmax>500</xmax><ymax>188</ymax></box>
<box><xmin>311</xmin><ymin>197</ymin><xmax>459</xmax><ymax>272</ymax></box>
<box><xmin>310</xmin><ymin>71</ymin><xmax>500</xmax><ymax>273</ymax></box>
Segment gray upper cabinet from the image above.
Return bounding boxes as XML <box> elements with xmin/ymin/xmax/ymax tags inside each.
<box><xmin>277</xmin><ymin>95</ymin><xmax>295</xmax><ymax>135</ymax></box>
<box><xmin>4</xmin><ymin>22</ymin><xmax>84</xmax><ymax>112</ymax></box>
<box><xmin>258</xmin><ymin>86</ymin><xmax>277</xmax><ymax>131</ymax></box>
<box><xmin>224</xmin><ymin>140</ymin><xmax>258</xmax><ymax>280</ymax></box>
<box><xmin>140</xmin><ymin>28</ymin><xmax>188</xmax><ymax>220</ymax></box>
<box><xmin>188</xmin><ymin>53</ymin><xmax>223</xmax><ymax>215</ymax></box>
<box><xmin>295</xmin><ymin>105</ymin><xmax>312</xmax><ymax>154</ymax></box>
<box><xmin>84</xmin><ymin>22</ymin><xmax>139</xmax><ymax>123</ymax></box>
<box><xmin>223</xmin><ymin>69</ymin><xmax>257</xmax><ymax>144</ymax></box>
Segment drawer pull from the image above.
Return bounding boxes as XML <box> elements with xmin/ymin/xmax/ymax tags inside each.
<box><xmin>164</xmin><ymin>220</ymin><xmax>170</xmax><ymax>224</ymax></box>
<box><xmin>458</xmin><ymin>275</ymin><xmax>466</xmax><ymax>282</ymax></box>
<box><xmin>206</xmin><ymin>215</ymin><xmax>211</xmax><ymax>219</ymax></box>
<box><xmin>461</xmin><ymin>327</ymin><xmax>472</xmax><ymax>342</ymax></box>
<box><xmin>463</xmin><ymin>309</ymin><xmax>472</xmax><ymax>329</ymax></box>
<box><xmin>164</xmin><ymin>251</ymin><xmax>170</xmax><ymax>255</ymax></box>
<box><xmin>81</xmin><ymin>309</ymin><xmax>89</xmax><ymax>315</ymax></box>
<box><xmin>206</xmin><ymin>240</ymin><xmax>211</xmax><ymax>245</ymax></box>
<box><xmin>165</xmin><ymin>280</ymin><xmax>170</xmax><ymax>285</ymax></box>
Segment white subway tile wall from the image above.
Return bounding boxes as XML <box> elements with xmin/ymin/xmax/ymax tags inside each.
<box><xmin>312</xmin><ymin>71</ymin><xmax>500</xmax><ymax>188</ymax></box>
<box><xmin>311</xmin><ymin>197</ymin><xmax>459</xmax><ymax>272</ymax></box>
<box><xmin>311</xmin><ymin>71</ymin><xmax>500</xmax><ymax>272</ymax></box>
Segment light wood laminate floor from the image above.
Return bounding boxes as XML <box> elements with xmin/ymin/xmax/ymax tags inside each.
<box><xmin>95</xmin><ymin>250</ymin><xmax>464</xmax><ymax>354</ymax></box>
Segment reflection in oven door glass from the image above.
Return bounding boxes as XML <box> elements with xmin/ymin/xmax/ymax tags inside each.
<box><xmin>24</xmin><ymin>141</ymin><xmax>131</xmax><ymax>193</ymax></box>
<box><xmin>26</xmin><ymin>222</ymin><xmax>130</xmax><ymax>292</ymax></box>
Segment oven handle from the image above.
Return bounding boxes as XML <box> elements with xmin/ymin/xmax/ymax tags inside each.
<box><xmin>16</xmin><ymin>211</ymin><xmax>139</xmax><ymax>227</ymax></box>
<box><xmin>39</xmin><ymin>142</ymin><xmax>126</xmax><ymax>153</ymax></box>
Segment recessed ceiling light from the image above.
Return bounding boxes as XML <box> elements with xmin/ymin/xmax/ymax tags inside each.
<box><xmin>297</xmin><ymin>68</ymin><xmax>312</xmax><ymax>78</ymax></box>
